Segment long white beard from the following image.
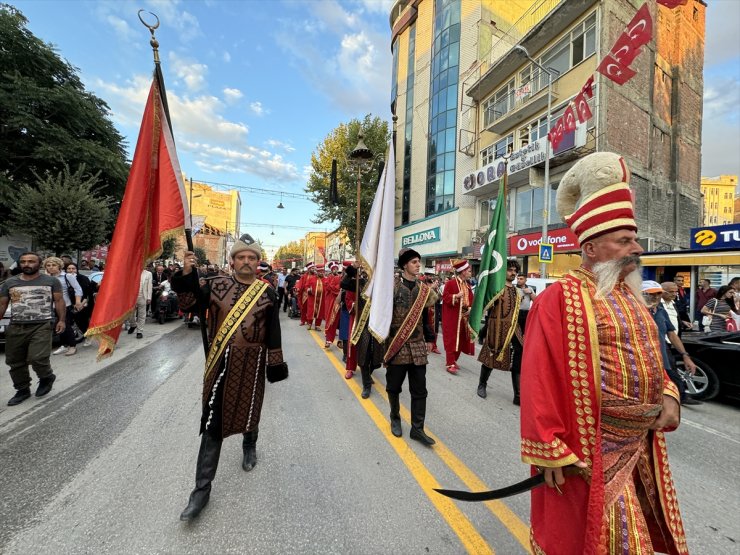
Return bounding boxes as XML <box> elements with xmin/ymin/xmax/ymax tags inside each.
<box><xmin>592</xmin><ymin>256</ymin><xmax>644</xmax><ymax>303</ymax></box>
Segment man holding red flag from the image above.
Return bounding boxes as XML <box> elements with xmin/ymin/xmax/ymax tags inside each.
<box><xmin>85</xmin><ymin>73</ymin><xmax>188</xmax><ymax>359</ymax></box>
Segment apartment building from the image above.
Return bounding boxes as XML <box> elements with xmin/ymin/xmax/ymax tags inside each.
<box><xmin>700</xmin><ymin>175</ymin><xmax>737</xmax><ymax>226</ymax></box>
<box><xmin>389</xmin><ymin>0</ymin><xmax>705</xmax><ymax>276</ymax></box>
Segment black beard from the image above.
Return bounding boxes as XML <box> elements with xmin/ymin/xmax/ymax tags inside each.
<box><xmin>21</xmin><ymin>266</ymin><xmax>36</xmax><ymax>274</ymax></box>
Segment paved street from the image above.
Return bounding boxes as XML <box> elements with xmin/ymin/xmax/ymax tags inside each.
<box><xmin>1</xmin><ymin>312</ymin><xmax>739</xmax><ymax>554</ymax></box>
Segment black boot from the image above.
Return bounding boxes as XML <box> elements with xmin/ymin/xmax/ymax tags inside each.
<box><xmin>511</xmin><ymin>368</ymin><xmax>521</xmax><ymax>406</ymax></box>
<box><xmin>242</xmin><ymin>429</ymin><xmax>258</xmax><ymax>471</ymax></box>
<box><xmin>180</xmin><ymin>433</ymin><xmax>222</xmax><ymax>521</ymax></box>
<box><xmin>477</xmin><ymin>366</ymin><xmax>493</xmax><ymax>399</ymax></box>
<box><xmin>409</xmin><ymin>397</ymin><xmax>435</xmax><ymax>446</ymax></box>
<box><xmin>360</xmin><ymin>365</ymin><xmax>373</xmax><ymax>399</ymax></box>
<box><xmin>388</xmin><ymin>393</ymin><xmax>402</xmax><ymax>437</ymax></box>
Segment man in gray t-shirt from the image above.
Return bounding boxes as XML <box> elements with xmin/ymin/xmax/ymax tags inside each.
<box><xmin>0</xmin><ymin>252</ymin><xmax>66</xmax><ymax>406</ymax></box>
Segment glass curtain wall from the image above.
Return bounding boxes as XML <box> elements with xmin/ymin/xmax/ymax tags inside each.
<box><xmin>425</xmin><ymin>0</ymin><xmax>460</xmax><ymax>216</ymax></box>
<box><xmin>402</xmin><ymin>24</ymin><xmax>416</xmax><ymax>224</ymax></box>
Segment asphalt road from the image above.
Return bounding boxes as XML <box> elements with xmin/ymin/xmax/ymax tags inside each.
<box><xmin>1</xmin><ymin>312</ymin><xmax>738</xmax><ymax>554</ymax></box>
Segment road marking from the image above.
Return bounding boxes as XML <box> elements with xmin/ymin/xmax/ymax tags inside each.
<box><xmin>310</xmin><ymin>331</ymin><xmax>533</xmax><ymax>553</ymax></box>
<box><xmin>681</xmin><ymin>418</ymin><xmax>740</xmax><ymax>444</ymax></box>
<box><xmin>308</xmin><ymin>332</ymin><xmax>493</xmax><ymax>555</ymax></box>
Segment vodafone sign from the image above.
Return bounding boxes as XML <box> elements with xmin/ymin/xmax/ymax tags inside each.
<box><xmin>508</xmin><ymin>229</ymin><xmax>579</xmax><ymax>256</ymax></box>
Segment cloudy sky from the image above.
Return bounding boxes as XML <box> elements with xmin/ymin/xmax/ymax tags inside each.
<box><xmin>11</xmin><ymin>0</ymin><xmax>740</xmax><ymax>257</ymax></box>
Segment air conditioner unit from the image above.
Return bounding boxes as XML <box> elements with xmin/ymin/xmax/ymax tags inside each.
<box><xmin>638</xmin><ymin>237</ymin><xmax>655</xmax><ymax>252</ymax></box>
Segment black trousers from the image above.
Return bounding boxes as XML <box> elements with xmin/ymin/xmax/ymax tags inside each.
<box><xmin>278</xmin><ymin>287</ymin><xmax>287</xmax><ymax>311</ymax></box>
<box><xmin>386</xmin><ymin>364</ymin><xmax>427</xmax><ymax>400</ymax></box>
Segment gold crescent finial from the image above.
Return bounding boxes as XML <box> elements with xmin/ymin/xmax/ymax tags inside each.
<box><xmin>138</xmin><ymin>10</ymin><xmax>161</xmax><ymax>64</ymax></box>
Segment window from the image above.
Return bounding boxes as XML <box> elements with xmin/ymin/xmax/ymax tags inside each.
<box><xmin>484</xmin><ymin>79</ymin><xmax>514</xmax><ymax>127</ymax></box>
<box><xmin>426</xmin><ymin>0</ymin><xmax>460</xmax><ymax>216</ymax></box>
<box><xmin>518</xmin><ymin>125</ymin><xmax>530</xmax><ymax>147</ymax></box>
<box><xmin>494</xmin><ymin>134</ymin><xmax>513</xmax><ymax>158</ymax></box>
<box><xmin>481</xmin><ymin>144</ymin><xmax>495</xmax><ymax>166</ymax></box>
<box><xmin>515</xmin><ymin>188</ymin><xmax>533</xmax><ymax>230</ymax></box>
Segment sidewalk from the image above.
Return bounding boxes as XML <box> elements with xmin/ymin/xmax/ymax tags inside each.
<box><xmin>0</xmin><ymin>318</ymin><xmax>185</xmax><ymax>427</ymax></box>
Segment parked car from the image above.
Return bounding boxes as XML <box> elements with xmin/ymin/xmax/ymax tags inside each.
<box><xmin>680</xmin><ymin>330</ymin><xmax>740</xmax><ymax>402</ymax></box>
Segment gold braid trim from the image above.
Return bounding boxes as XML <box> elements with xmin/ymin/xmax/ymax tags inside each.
<box><xmin>350</xmin><ymin>297</ymin><xmax>372</xmax><ymax>346</ymax></box>
<box><xmin>494</xmin><ymin>288</ymin><xmax>522</xmax><ymax>362</ymax></box>
<box><xmin>204</xmin><ymin>280</ymin><xmax>268</xmax><ymax>381</ymax></box>
<box><xmin>383</xmin><ymin>282</ymin><xmax>432</xmax><ymax>363</ymax></box>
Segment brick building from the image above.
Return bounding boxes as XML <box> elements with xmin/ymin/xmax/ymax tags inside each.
<box><xmin>389</xmin><ymin>0</ymin><xmax>706</xmax><ymax>277</ymax></box>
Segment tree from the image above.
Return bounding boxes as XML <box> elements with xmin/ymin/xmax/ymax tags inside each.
<box><xmin>193</xmin><ymin>246</ymin><xmax>207</xmax><ymax>265</ymax></box>
<box><xmin>0</xmin><ymin>5</ymin><xmax>129</xmax><ymax>235</ymax></box>
<box><xmin>274</xmin><ymin>239</ymin><xmax>305</xmax><ymax>268</ymax></box>
<box><xmin>8</xmin><ymin>165</ymin><xmax>111</xmax><ymax>255</ymax></box>
<box><xmin>161</xmin><ymin>237</ymin><xmax>177</xmax><ymax>261</ymax></box>
<box><xmin>305</xmin><ymin>115</ymin><xmax>390</xmax><ymax>250</ymax></box>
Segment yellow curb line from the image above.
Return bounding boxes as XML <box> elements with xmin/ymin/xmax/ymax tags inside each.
<box><xmin>308</xmin><ymin>331</ymin><xmax>494</xmax><ymax>555</ymax></box>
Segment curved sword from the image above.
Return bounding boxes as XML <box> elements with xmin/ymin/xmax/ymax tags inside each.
<box><xmin>434</xmin><ymin>466</ymin><xmax>585</xmax><ymax>502</ymax></box>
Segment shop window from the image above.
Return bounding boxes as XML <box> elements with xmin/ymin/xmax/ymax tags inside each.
<box><xmin>495</xmin><ymin>134</ymin><xmax>513</xmax><ymax>158</ymax></box>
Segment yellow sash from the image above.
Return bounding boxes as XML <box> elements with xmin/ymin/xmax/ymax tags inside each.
<box><xmin>204</xmin><ymin>279</ymin><xmax>268</xmax><ymax>380</ymax></box>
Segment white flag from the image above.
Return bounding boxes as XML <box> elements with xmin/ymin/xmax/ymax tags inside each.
<box><xmin>359</xmin><ymin>142</ymin><xmax>396</xmax><ymax>341</ymax></box>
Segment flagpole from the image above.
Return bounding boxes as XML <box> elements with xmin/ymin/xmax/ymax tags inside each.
<box><xmin>139</xmin><ymin>10</ymin><xmax>208</xmax><ymax>357</ymax></box>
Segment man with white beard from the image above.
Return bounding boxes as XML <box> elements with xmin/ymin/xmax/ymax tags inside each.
<box><xmin>520</xmin><ymin>152</ymin><xmax>688</xmax><ymax>555</ymax></box>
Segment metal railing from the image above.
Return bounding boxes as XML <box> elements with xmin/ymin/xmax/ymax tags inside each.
<box><xmin>483</xmin><ymin>66</ymin><xmax>559</xmax><ymax>128</ymax></box>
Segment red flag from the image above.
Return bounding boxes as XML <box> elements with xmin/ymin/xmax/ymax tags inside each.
<box><xmin>610</xmin><ymin>32</ymin><xmax>643</xmax><ymax>67</ymax></box>
<box><xmin>86</xmin><ymin>75</ymin><xmax>188</xmax><ymax>359</ymax></box>
<box><xmin>548</xmin><ymin>118</ymin><xmax>565</xmax><ymax>150</ymax></box>
<box><xmin>581</xmin><ymin>75</ymin><xmax>595</xmax><ymax>99</ymax></box>
<box><xmin>657</xmin><ymin>0</ymin><xmax>687</xmax><ymax>9</ymax></box>
<box><xmin>563</xmin><ymin>106</ymin><xmax>577</xmax><ymax>132</ymax></box>
<box><xmin>625</xmin><ymin>3</ymin><xmax>652</xmax><ymax>49</ymax></box>
<box><xmin>574</xmin><ymin>91</ymin><xmax>593</xmax><ymax>123</ymax></box>
<box><xmin>597</xmin><ymin>54</ymin><xmax>637</xmax><ymax>85</ymax></box>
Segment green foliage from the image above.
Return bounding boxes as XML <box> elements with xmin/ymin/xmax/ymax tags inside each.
<box><xmin>161</xmin><ymin>237</ymin><xmax>177</xmax><ymax>261</ymax></box>
<box><xmin>0</xmin><ymin>4</ymin><xmax>129</xmax><ymax>235</ymax></box>
<box><xmin>8</xmin><ymin>165</ymin><xmax>111</xmax><ymax>255</ymax></box>
<box><xmin>274</xmin><ymin>239</ymin><xmax>305</xmax><ymax>268</ymax></box>
<box><xmin>193</xmin><ymin>246</ymin><xmax>208</xmax><ymax>265</ymax></box>
<box><xmin>305</xmin><ymin>114</ymin><xmax>390</xmax><ymax>249</ymax></box>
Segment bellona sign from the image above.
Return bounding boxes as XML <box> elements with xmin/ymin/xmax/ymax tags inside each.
<box><xmin>401</xmin><ymin>227</ymin><xmax>441</xmax><ymax>247</ymax></box>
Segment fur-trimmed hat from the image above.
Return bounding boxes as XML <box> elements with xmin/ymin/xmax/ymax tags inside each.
<box><xmin>230</xmin><ymin>238</ymin><xmax>261</xmax><ymax>259</ymax></box>
<box><xmin>557</xmin><ymin>152</ymin><xmax>637</xmax><ymax>246</ymax></box>
<box><xmin>398</xmin><ymin>248</ymin><xmax>421</xmax><ymax>268</ymax></box>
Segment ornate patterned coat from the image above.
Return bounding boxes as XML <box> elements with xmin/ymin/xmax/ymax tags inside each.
<box><xmin>385</xmin><ymin>278</ymin><xmax>437</xmax><ymax>366</ymax></box>
<box><xmin>172</xmin><ymin>272</ymin><xmax>284</xmax><ymax>438</ymax></box>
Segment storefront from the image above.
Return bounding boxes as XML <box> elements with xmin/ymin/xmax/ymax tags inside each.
<box><xmin>641</xmin><ymin>224</ymin><xmax>740</xmax><ymax>317</ymax></box>
<box><xmin>395</xmin><ymin>209</ymin><xmax>463</xmax><ymax>271</ymax></box>
<box><xmin>507</xmin><ymin>227</ymin><xmax>582</xmax><ymax>277</ymax></box>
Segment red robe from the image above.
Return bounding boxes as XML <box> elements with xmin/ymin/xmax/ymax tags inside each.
<box><xmin>521</xmin><ymin>269</ymin><xmax>687</xmax><ymax>555</ymax></box>
<box><xmin>441</xmin><ymin>276</ymin><xmax>475</xmax><ymax>366</ymax></box>
<box><xmin>323</xmin><ymin>273</ymin><xmax>341</xmax><ymax>343</ymax></box>
<box><xmin>303</xmin><ymin>273</ymin><xmax>324</xmax><ymax>328</ymax></box>
<box><xmin>295</xmin><ymin>277</ymin><xmax>308</xmax><ymax>325</ymax></box>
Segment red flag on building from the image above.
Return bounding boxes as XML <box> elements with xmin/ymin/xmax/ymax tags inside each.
<box><xmin>657</xmin><ymin>0</ymin><xmax>687</xmax><ymax>7</ymax></box>
<box><xmin>86</xmin><ymin>73</ymin><xmax>188</xmax><ymax>359</ymax></box>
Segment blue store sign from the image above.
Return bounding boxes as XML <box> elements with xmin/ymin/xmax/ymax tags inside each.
<box><xmin>401</xmin><ymin>227</ymin><xmax>441</xmax><ymax>247</ymax></box>
<box><xmin>690</xmin><ymin>223</ymin><xmax>740</xmax><ymax>250</ymax></box>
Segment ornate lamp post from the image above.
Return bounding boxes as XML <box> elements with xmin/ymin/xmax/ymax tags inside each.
<box><xmin>347</xmin><ymin>133</ymin><xmax>374</xmax><ymax>314</ymax></box>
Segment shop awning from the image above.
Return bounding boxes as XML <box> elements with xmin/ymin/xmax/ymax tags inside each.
<box><xmin>640</xmin><ymin>250</ymin><xmax>740</xmax><ymax>266</ymax></box>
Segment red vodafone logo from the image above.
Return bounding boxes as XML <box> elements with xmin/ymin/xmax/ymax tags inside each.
<box><xmin>508</xmin><ymin>229</ymin><xmax>579</xmax><ymax>255</ymax></box>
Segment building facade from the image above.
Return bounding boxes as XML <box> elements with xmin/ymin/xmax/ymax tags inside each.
<box><xmin>700</xmin><ymin>175</ymin><xmax>737</xmax><ymax>226</ymax></box>
<box><xmin>390</xmin><ymin>0</ymin><xmax>706</xmax><ymax>277</ymax></box>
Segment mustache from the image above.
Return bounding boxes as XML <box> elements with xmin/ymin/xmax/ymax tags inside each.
<box><xmin>618</xmin><ymin>255</ymin><xmax>641</xmax><ymax>268</ymax></box>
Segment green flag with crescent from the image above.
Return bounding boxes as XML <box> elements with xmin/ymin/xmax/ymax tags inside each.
<box><xmin>469</xmin><ymin>181</ymin><xmax>507</xmax><ymax>338</ymax></box>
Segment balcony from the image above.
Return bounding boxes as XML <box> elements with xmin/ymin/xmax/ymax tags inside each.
<box><xmin>483</xmin><ymin>68</ymin><xmax>560</xmax><ymax>135</ymax></box>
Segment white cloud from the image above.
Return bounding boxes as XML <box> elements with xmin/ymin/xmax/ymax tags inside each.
<box><xmin>703</xmin><ymin>78</ymin><xmax>740</xmax><ymax>122</ymax></box>
<box><xmin>274</xmin><ymin>2</ymin><xmax>391</xmax><ymax>117</ymax></box>
<box><xmin>223</xmin><ymin>51</ymin><xmax>232</xmax><ymax>63</ymax></box>
<box><xmin>250</xmin><ymin>101</ymin><xmax>269</xmax><ymax>116</ymax></box>
<box><xmin>145</xmin><ymin>0</ymin><xmax>202</xmax><ymax>42</ymax></box>
<box><xmin>704</xmin><ymin>0</ymin><xmax>740</xmax><ymax>67</ymax></box>
<box><xmin>702</xmin><ymin>76</ymin><xmax>740</xmax><ymax>177</ymax></box>
<box><xmin>358</xmin><ymin>0</ymin><xmax>395</xmax><ymax>14</ymax></box>
<box><xmin>105</xmin><ymin>15</ymin><xmax>138</xmax><ymax>42</ymax></box>
<box><xmin>169</xmin><ymin>52</ymin><xmax>208</xmax><ymax>92</ymax></box>
<box><xmin>266</xmin><ymin>139</ymin><xmax>296</xmax><ymax>153</ymax></box>
<box><xmin>223</xmin><ymin>87</ymin><xmax>243</xmax><ymax>103</ymax></box>
<box><xmin>92</xmin><ymin>73</ymin><xmax>304</xmax><ymax>183</ymax></box>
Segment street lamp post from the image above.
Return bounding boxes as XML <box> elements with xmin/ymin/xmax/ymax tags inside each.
<box><xmin>347</xmin><ymin>133</ymin><xmax>374</xmax><ymax>316</ymax></box>
<box><xmin>514</xmin><ymin>45</ymin><xmax>552</xmax><ymax>279</ymax></box>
